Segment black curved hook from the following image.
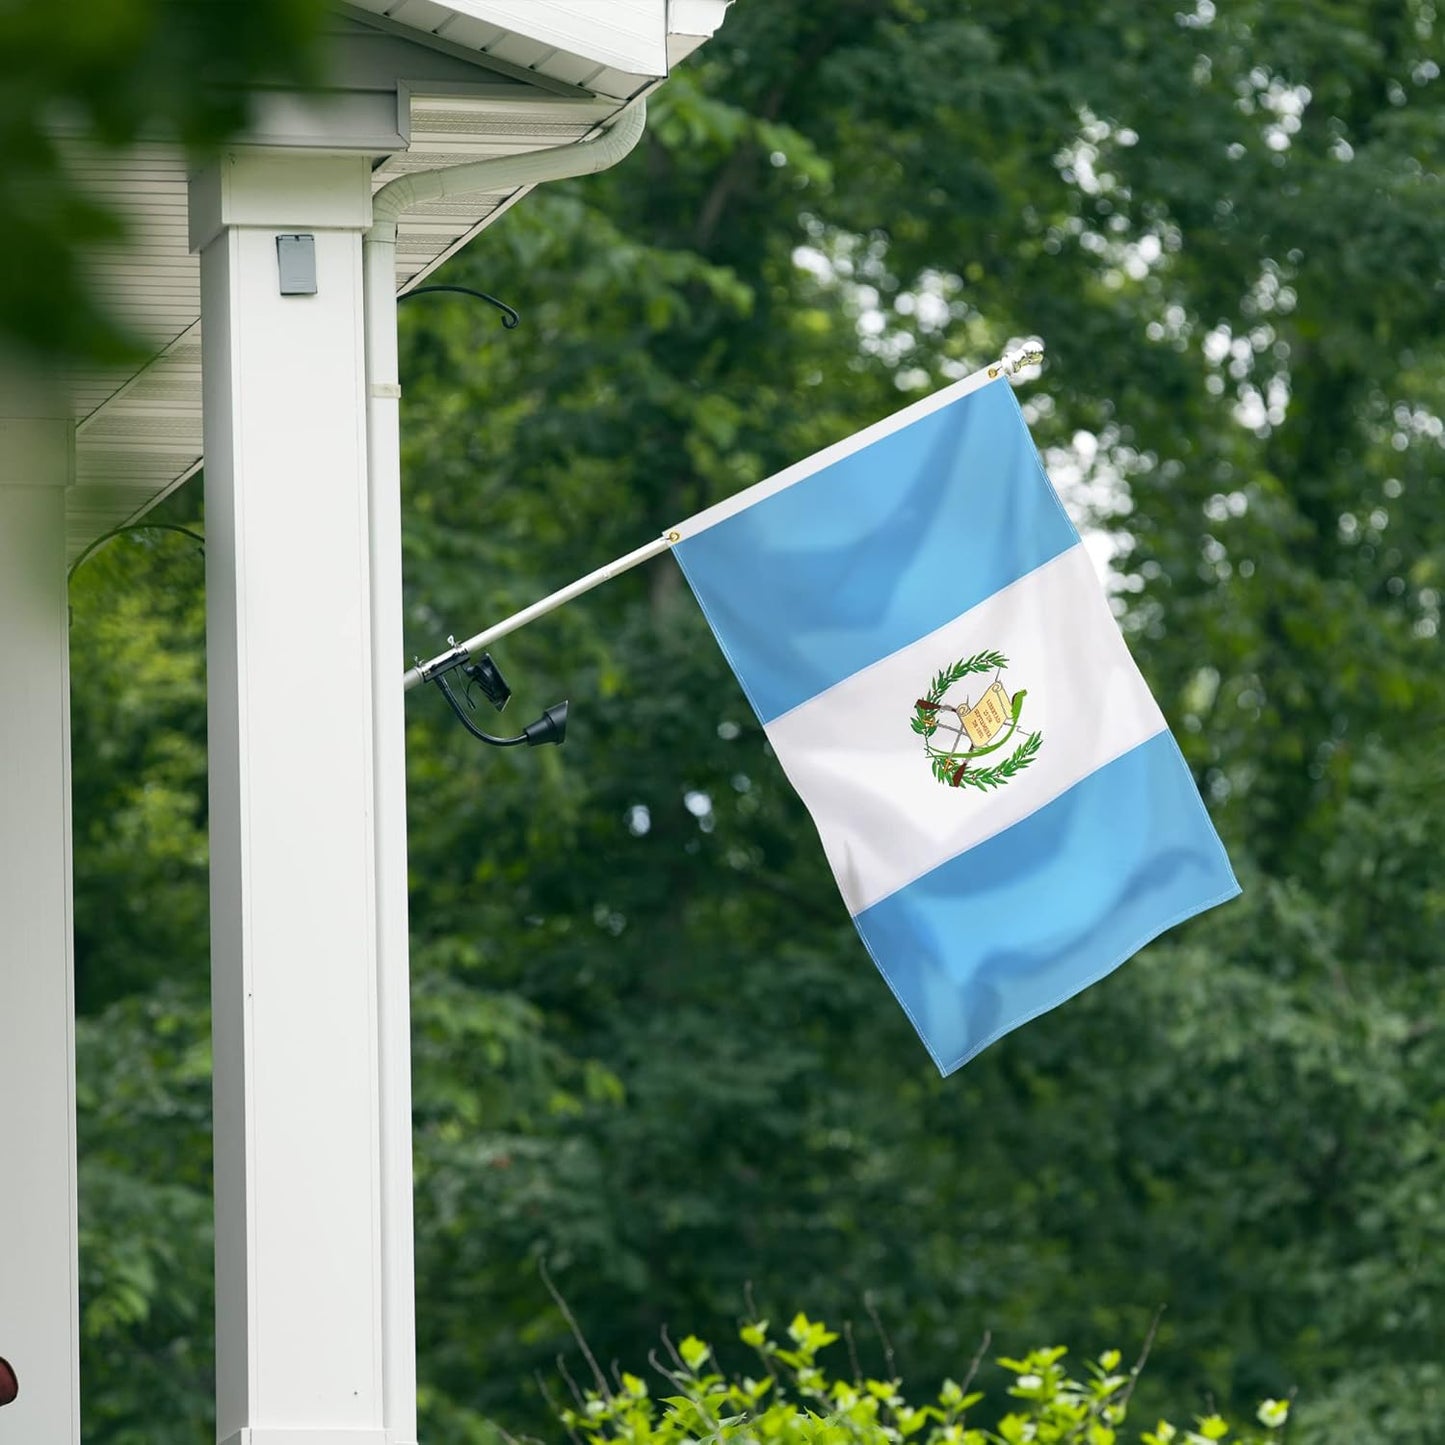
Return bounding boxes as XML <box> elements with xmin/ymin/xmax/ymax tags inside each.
<box><xmin>434</xmin><ymin>673</ymin><xmax>526</xmax><ymax>745</ymax></box>
<box><xmin>433</xmin><ymin>673</ymin><xmax>568</xmax><ymax>750</ymax></box>
<box><xmin>400</xmin><ymin>284</ymin><xmax>520</xmax><ymax>329</ymax></box>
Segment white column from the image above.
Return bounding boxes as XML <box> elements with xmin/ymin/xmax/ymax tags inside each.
<box><xmin>192</xmin><ymin>150</ymin><xmax>415</xmax><ymax>1445</ymax></box>
<box><xmin>0</xmin><ymin>415</ymin><xmax>80</xmax><ymax>1445</ymax></box>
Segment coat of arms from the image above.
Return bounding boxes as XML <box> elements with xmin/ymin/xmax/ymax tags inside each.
<box><xmin>911</xmin><ymin>649</ymin><xmax>1043</xmax><ymax>790</ymax></box>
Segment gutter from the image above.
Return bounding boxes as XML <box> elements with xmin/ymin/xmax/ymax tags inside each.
<box><xmin>369</xmin><ymin>98</ymin><xmax>646</xmax><ymax>229</ymax></box>
<box><xmin>358</xmin><ymin>99</ymin><xmax>647</xmax><ymax>1445</ymax></box>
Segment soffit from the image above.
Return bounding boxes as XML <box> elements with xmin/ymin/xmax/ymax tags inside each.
<box><xmin>61</xmin><ymin>19</ymin><xmax>686</xmax><ymax>560</ymax></box>
<box><xmin>341</xmin><ymin>0</ymin><xmax>729</xmax><ymax>99</ymax></box>
<box><xmin>64</xmin><ymin>3</ymin><xmax>730</xmax><ymax>559</ymax></box>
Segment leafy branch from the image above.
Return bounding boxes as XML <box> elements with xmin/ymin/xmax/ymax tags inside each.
<box><xmin>911</xmin><ymin>651</ymin><xmax>1008</xmax><ymax>737</ymax></box>
<box><xmin>939</xmin><ymin>731</ymin><xmax>1043</xmax><ymax>792</ymax></box>
<box><xmin>552</xmin><ymin>1313</ymin><xmax>1295</xmax><ymax>1445</ymax></box>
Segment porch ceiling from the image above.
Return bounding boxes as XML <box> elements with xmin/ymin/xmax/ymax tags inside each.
<box><xmin>64</xmin><ymin>0</ymin><xmax>729</xmax><ymax>561</ymax></box>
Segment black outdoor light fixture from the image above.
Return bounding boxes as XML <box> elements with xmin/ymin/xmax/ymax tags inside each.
<box><xmin>429</xmin><ymin>645</ymin><xmax>568</xmax><ymax>750</ymax></box>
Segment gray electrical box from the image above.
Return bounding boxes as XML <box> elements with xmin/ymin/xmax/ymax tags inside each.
<box><xmin>276</xmin><ymin>234</ymin><xmax>317</xmax><ymax>296</ymax></box>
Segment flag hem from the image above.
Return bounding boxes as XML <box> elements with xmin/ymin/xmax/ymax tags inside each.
<box><xmin>860</xmin><ymin>876</ymin><xmax>1243</xmax><ymax>1078</ymax></box>
<box><xmin>671</xmin><ymin>368</ymin><xmax>1009</xmax><ymax>542</ymax></box>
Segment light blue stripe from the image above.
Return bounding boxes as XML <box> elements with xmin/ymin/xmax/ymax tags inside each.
<box><xmin>853</xmin><ymin>732</ymin><xmax>1240</xmax><ymax>1075</ymax></box>
<box><xmin>672</xmin><ymin>380</ymin><xmax>1078</xmax><ymax>724</ymax></box>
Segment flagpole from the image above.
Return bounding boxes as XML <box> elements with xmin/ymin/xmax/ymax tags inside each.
<box><xmin>402</xmin><ymin>342</ymin><xmax>1044</xmax><ymax>692</ymax></box>
<box><xmin>401</xmin><ymin>530</ymin><xmax>681</xmax><ymax>691</ymax></box>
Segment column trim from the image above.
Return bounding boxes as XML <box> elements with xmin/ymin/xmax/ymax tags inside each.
<box><xmin>189</xmin><ymin>152</ymin><xmax>374</xmax><ymax>254</ymax></box>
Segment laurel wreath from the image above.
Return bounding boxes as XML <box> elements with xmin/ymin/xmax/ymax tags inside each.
<box><xmin>910</xmin><ymin>649</ymin><xmax>1045</xmax><ymax>791</ymax></box>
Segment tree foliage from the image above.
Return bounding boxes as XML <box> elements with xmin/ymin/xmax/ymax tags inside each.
<box><xmin>67</xmin><ymin>1</ymin><xmax>1445</xmax><ymax>1441</ymax></box>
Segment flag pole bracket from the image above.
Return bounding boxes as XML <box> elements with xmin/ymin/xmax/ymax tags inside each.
<box><xmin>423</xmin><ymin>641</ymin><xmax>569</xmax><ymax>750</ymax></box>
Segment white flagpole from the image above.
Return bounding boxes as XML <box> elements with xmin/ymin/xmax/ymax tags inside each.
<box><xmin>402</xmin><ymin>343</ymin><xmax>1043</xmax><ymax>693</ymax></box>
<box><xmin>401</xmin><ymin>530</ymin><xmax>680</xmax><ymax>691</ymax></box>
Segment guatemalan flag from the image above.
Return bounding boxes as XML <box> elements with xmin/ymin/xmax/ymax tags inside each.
<box><xmin>670</xmin><ymin>362</ymin><xmax>1240</xmax><ymax>1074</ymax></box>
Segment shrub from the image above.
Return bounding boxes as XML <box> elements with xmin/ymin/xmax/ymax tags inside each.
<box><xmin>553</xmin><ymin>1313</ymin><xmax>1292</xmax><ymax>1445</ymax></box>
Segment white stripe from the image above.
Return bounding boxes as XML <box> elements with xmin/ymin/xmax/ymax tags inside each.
<box><xmin>763</xmin><ymin>544</ymin><xmax>1168</xmax><ymax>914</ymax></box>
<box><xmin>671</xmin><ymin>365</ymin><xmax>1007</xmax><ymax>541</ymax></box>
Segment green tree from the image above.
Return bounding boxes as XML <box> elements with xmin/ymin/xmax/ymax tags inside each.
<box><xmin>68</xmin><ymin>1</ymin><xmax>1445</xmax><ymax>1441</ymax></box>
<box><xmin>392</xmin><ymin>1</ymin><xmax>1444</xmax><ymax>1436</ymax></box>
